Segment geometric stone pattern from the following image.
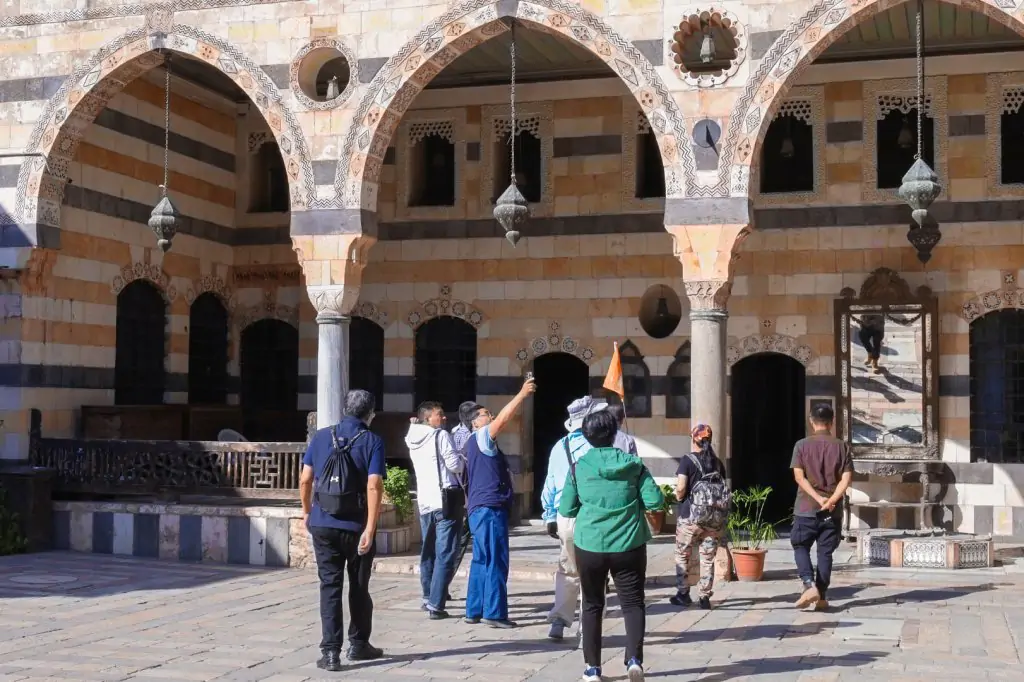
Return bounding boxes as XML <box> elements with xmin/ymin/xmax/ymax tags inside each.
<box><xmin>336</xmin><ymin>0</ymin><xmax>690</xmax><ymax>211</ymax></box>
<box><xmin>406</xmin><ymin>284</ymin><xmax>485</xmax><ymax>330</ymax></box>
<box><xmin>986</xmin><ymin>71</ymin><xmax>1024</xmax><ymax>199</ymax></box>
<box><xmin>961</xmin><ymin>287</ymin><xmax>1024</xmax><ymax>323</ymax></box>
<box><xmin>726</xmin><ymin>333</ymin><xmax>814</xmax><ymax>367</ymax></box>
<box><xmin>480</xmin><ymin>101</ymin><xmax>555</xmax><ymax>218</ymax></box>
<box><xmin>514</xmin><ymin>322</ymin><xmax>596</xmax><ymax>366</ymax></box>
<box><xmin>621</xmin><ymin>104</ymin><xmax>666</xmax><ymax>213</ymax></box>
<box><xmin>395</xmin><ymin>108</ymin><xmax>467</xmax><ymax>220</ymax></box>
<box><xmin>754</xmin><ymin>86</ymin><xmax>826</xmax><ymax>206</ymax></box>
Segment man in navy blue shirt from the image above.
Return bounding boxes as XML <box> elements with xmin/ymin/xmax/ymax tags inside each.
<box><xmin>300</xmin><ymin>389</ymin><xmax>385</xmax><ymax>671</ymax></box>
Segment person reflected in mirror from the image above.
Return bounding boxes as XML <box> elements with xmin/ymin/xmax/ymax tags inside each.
<box><xmin>463</xmin><ymin>377</ymin><xmax>536</xmax><ymax>629</ymax></box>
<box><xmin>791</xmin><ymin>404</ymin><xmax>854</xmax><ymax>612</ymax></box>
<box><xmin>859</xmin><ymin>314</ymin><xmax>885</xmax><ymax>374</ymax></box>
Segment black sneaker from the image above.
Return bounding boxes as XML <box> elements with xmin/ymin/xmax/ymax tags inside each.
<box><xmin>482</xmin><ymin>618</ymin><xmax>517</xmax><ymax>629</ymax></box>
<box><xmin>669</xmin><ymin>591</ymin><xmax>693</xmax><ymax>607</ymax></box>
<box><xmin>429</xmin><ymin>609</ymin><xmax>450</xmax><ymax>620</ymax></box>
<box><xmin>698</xmin><ymin>596</ymin><xmax>711</xmax><ymax>610</ymax></box>
<box><xmin>316</xmin><ymin>650</ymin><xmax>342</xmax><ymax>672</ymax></box>
<box><xmin>346</xmin><ymin>643</ymin><xmax>383</xmax><ymax>662</ymax></box>
<box><xmin>446</xmin><ymin>591</ymin><xmax>454</xmax><ymax>601</ymax></box>
<box><xmin>464</xmin><ymin>616</ymin><xmax>481</xmax><ymax>624</ymax></box>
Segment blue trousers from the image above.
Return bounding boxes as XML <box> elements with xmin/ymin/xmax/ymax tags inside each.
<box><xmin>465</xmin><ymin>506</ymin><xmax>510</xmax><ymax>621</ymax></box>
<box><xmin>419</xmin><ymin>510</ymin><xmax>462</xmax><ymax>612</ymax></box>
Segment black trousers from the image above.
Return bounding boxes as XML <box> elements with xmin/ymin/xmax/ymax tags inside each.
<box><xmin>310</xmin><ymin>526</ymin><xmax>376</xmax><ymax>650</ymax></box>
<box><xmin>575</xmin><ymin>544</ymin><xmax>647</xmax><ymax>668</ymax></box>
<box><xmin>859</xmin><ymin>327</ymin><xmax>883</xmax><ymax>360</ymax></box>
<box><xmin>790</xmin><ymin>513</ymin><xmax>841</xmax><ymax>600</ymax></box>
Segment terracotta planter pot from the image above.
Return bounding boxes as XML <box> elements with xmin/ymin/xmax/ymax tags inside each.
<box><xmin>646</xmin><ymin>511</ymin><xmax>666</xmax><ymax>535</ymax></box>
<box><xmin>732</xmin><ymin>548</ymin><xmax>767</xmax><ymax>582</ymax></box>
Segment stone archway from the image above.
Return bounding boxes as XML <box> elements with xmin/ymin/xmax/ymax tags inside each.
<box><xmin>726</xmin><ymin>333</ymin><xmax>814</xmax><ymax>367</ymax></box>
<box><xmin>717</xmin><ymin>0</ymin><xmax>1024</xmax><ymax>199</ymax></box>
<box><xmin>15</xmin><ymin>18</ymin><xmax>315</xmax><ymax>248</ymax></box>
<box><xmin>336</xmin><ymin>0</ymin><xmax>691</xmax><ymax>212</ymax></box>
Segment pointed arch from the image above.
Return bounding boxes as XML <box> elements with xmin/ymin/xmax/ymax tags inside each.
<box><xmin>720</xmin><ymin>0</ymin><xmax>1024</xmax><ymax>199</ymax></box>
<box><xmin>617</xmin><ymin>340</ymin><xmax>652</xmax><ymax>418</ymax></box>
<box><xmin>15</xmin><ymin>22</ymin><xmax>314</xmax><ymax>247</ymax></box>
<box><xmin>666</xmin><ymin>341</ymin><xmax>691</xmax><ymax>419</ymax></box>
<box><xmin>336</xmin><ymin>0</ymin><xmax>690</xmax><ymax>212</ymax></box>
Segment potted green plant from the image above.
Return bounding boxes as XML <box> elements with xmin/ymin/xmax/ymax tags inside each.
<box><xmin>727</xmin><ymin>485</ymin><xmax>778</xmax><ymax>582</ymax></box>
<box><xmin>379</xmin><ymin>465</ymin><xmax>414</xmax><ymax>555</ymax></box>
<box><xmin>645</xmin><ymin>483</ymin><xmax>675</xmax><ymax>535</ymax></box>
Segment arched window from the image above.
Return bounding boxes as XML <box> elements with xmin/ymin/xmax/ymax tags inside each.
<box><xmin>970</xmin><ymin>309</ymin><xmax>1024</xmax><ymax>463</ymax></box>
<box><xmin>414</xmin><ymin>316</ymin><xmax>477</xmax><ymax>411</ymax></box>
<box><xmin>350</xmin><ymin>316</ymin><xmax>385</xmax><ymax>411</ymax></box>
<box><xmin>114</xmin><ymin>280</ymin><xmax>167</xmax><ymax>405</ymax></box>
<box><xmin>619</xmin><ymin>340</ymin><xmax>652</xmax><ymax>418</ymax></box>
<box><xmin>249</xmin><ymin>141</ymin><xmax>290</xmax><ymax>213</ymax></box>
<box><xmin>187</xmin><ymin>293</ymin><xmax>229</xmax><ymax>405</ymax></box>
<box><xmin>239</xmin><ymin>319</ymin><xmax>299</xmax><ymax>411</ymax></box>
<box><xmin>666</xmin><ymin>341</ymin><xmax>691</xmax><ymax>418</ymax></box>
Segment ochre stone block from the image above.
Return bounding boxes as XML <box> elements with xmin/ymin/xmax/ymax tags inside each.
<box><xmin>827</xmin><ymin>162</ymin><xmax>861</xmax><ymax>184</ymax></box>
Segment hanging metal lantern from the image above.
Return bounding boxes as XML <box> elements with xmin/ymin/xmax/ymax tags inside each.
<box><xmin>899</xmin><ymin>0</ymin><xmax>941</xmax><ymax>264</ymax></box>
<box><xmin>493</xmin><ymin>21</ymin><xmax>529</xmax><ymax>246</ymax></box>
<box><xmin>326</xmin><ymin>75</ymin><xmax>340</xmax><ymax>100</ymax></box>
<box><xmin>149</xmin><ymin>53</ymin><xmax>179</xmax><ymax>252</ymax></box>
<box><xmin>699</xmin><ymin>19</ymin><xmax>715</xmax><ymax>64</ymax></box>
<box><xmin>897</xmin><ymin>117</ymin><xmax>914</xmax><ymax>149</ymax></box>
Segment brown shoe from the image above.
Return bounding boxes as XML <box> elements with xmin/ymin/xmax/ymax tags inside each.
<box><xmin>813</xmin><ymin>599</ymin><xmax>830</xmax><ymax>612</ymax></box>
<box><xmin>795</xmin><ymin>585</ymin><xmax>821</xmax><ymax>608</ymax></box>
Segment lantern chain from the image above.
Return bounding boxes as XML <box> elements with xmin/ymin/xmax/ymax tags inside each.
<box><xmin>915</xmin><ymin>0</ymin><xmax>923</xmax><ymax>162</ymax></box>
<box><xmin>509</xmin><ymin>22</ymin><xmax>517</xmax><ymax>187</ymax></box>
<box><xmin>162</xmin><ymin>53</ymin><xmax>172</xmax><ymax>197</ymax></box>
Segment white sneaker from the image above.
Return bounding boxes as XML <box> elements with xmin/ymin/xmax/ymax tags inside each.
<box><xmin>547</xmin><ymin>621</ymin><xmax>565</xmax><ymax>640</ymax></box>
<box><xmin>626</xmin><ymin>658</ymin><xmax>644</xmax><ymax>682</ymax></box>
<box><xmin>581</xmin><ymin>666</ymin><xmax>602</xmax><ymax>682</ymax></box>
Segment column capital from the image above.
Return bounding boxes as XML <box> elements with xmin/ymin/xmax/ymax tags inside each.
<box><xmin>685</xmin><ymin>280</ymin><xmax>731</xmax><ymax>314</ymax></box>
<box><xmin>308</xmin><ymin>284</ymin><xmax>360</xmax><ymax>319</ymax></box>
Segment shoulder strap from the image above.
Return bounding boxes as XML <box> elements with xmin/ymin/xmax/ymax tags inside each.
<box><xmin>686</xmin><ymin>452</ymin><xmax>705</xmax><ymax>478</ymax></box>
<box><xmin>434</xmin><ymin>429</ymin><xmax>446</xmax><ymax>491</ymax></box>
<box><xmin>563</xmin><ymin>436</ymin><xmax>574</xmax><ymax>469</ymax></box>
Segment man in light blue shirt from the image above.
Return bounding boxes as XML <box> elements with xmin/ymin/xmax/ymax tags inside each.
<box><xmin>540</xmin><ymin>395</ymin><xmax>607</xmax><ymax>640</ymax></box>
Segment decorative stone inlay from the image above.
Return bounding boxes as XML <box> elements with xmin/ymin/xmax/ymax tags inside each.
<box><xmin>15</xmin><ymin>23</ymin><xmax>315</xmax><ymax>234</ymax></box>
<box><xmin>669</xmin><ymin>7</ymin><xmax>747</xmax><ymax>89</ymax></box>
<box><xmin>515</xmin><ymin>322</ymin><xmax>596</xmax><ymax>366</ymax></box>
<box><xmin>717</xmin><ymin>0</ymin><xmax>1024</xmax><ymax>200</ymax></box>
<box><xmin>336</xmin><ymin>0</ymin><xmax>691</xmax><ymax>210</ymax></box>
<box><xmin>184</xmin><ymin>275</ymin><xmax>233</xmax><ymax>309</ymax></box>
<box><xmin>622</xmin><ymin>102</ymin><xmax>666</xmax><ymax>213</ymax></box>
<box><xmin>480</xmin><ymin>101</ymin><xmax>554</xmax><ymax>219</ymax></box>
<box><xmin>726</xmin><ymin>333</ymin><xmax>813</xmax><ymax>366</ymax></box>
<box><xmin>247</xmin><ymin>132</ymin><xmax>270</xmax><ymax>154</ymax></box>
<box><xmin>858</xmin><ymin>529</ymin><xmax>994</xmax><ymax>570</ymax></box>
<box><xmin>236</xmin><ymin>291</ymin><xmax>298</xmax><ymax>329</ymax></box>
<box><xmin>289</xmin><ymin>37</ymin><xmax>357</xmax><ymax>111</ymax></box>
<box><xmin>985</xmin><ymin>71</ymin><xmax>1024</xmax><ymax>198</ymax></box>
<box><xmin>754</xmin><ymin>86</ymin><xmax>826</xmax><ymax>207</ymax></box>
<box><xmin>406</xmin><ymin>284</ymin><xmax>485</xmax><ymax>329</ymax></box>
<box><xmin>862</xmin><ymin>77</ymin><xmax>948</xmax><ymax>205</ymax></box>
<box><xmin>353</xmin><ymin>300</ymin><xmax>389</xmax><ymax>328</ymax></box>
<box><xmin>961</xmin><ymin>287</ymin><xmax>1024</xmax><ymax>322</ymax></box>
<box><xmin>395</xmin><ymin>108</ymin><xmax>467</xmax><ymax>220</ymax></box>
<box><xmin>111</xmin><ymin>262</ymin><xmax>176</xmax><ymax>302</ymax></box>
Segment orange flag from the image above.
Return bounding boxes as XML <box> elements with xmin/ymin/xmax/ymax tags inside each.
<box><xmin>603</xmin><ymin>342</ymin><xmax>624</xmax><ymax>399</ymax></box>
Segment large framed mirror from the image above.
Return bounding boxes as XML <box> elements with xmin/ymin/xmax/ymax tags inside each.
<box><xmin>834</xmin><ymin>268</ymin><xmax>939</xmax><ymax>460</ymax></box>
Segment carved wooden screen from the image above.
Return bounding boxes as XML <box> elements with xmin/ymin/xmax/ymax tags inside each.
<box><xmin>414</xmin><ymin>316</ymin><xmax>477</xmax><ymax>411</ymax></box>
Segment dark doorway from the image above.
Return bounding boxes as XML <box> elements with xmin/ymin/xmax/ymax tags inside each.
<box><xmin>730</xmin><ymin>354</ymin><xmax>807</xmax><ymax>524</ymax></box>
<box><xmin>114</xmin><ymin>280</ymin><xmax>167</xmax><ymax>405</ymax></box>
<box><xmin>530</xmin><ymin>352</ymin><xmax>590</xmax><ymax>515</ymax></box>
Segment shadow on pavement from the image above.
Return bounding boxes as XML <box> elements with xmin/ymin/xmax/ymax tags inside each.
<box><xmin>645</xmin><ymin>650</ymin><xmax>889</xmax><ymax>680</ymax></box>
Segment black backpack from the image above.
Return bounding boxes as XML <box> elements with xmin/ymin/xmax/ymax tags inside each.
<box><xmin>314</xmin><ymin>428</ymin><xmax>369</xmax><ymax>521</ymax></box>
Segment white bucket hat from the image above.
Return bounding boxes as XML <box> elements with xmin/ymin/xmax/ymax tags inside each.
<box><xmin>564</xmin><ymin>395</ymin><xmax>609</xmax><ymax>432</ymax></box>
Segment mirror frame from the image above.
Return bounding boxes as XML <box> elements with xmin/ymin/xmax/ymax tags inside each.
<box><xmin>833</xmin><ymin>268</ymin><xmax>939</xmax><ymax>461</ymax></box>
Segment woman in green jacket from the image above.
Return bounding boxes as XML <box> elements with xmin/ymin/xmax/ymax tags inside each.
<box><xmin>559</xmin><ymin>410</ymin><xmax>664</xmax><ymax>682</ymax></box>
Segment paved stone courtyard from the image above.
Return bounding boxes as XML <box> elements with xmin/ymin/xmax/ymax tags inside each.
<box><xmin>1</xmin><ymin>548</ymin><xmax>1023</xmax><ymax>682</ymax></box>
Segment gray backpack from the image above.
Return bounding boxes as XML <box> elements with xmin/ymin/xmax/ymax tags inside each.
<box><xmin>686</xmin><ymin>453</ymin><xmax>731</xmax><ymax>530</ymax></box>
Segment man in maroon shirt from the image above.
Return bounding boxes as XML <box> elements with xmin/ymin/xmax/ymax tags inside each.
<box><xmin>790</xmin><ymin>404</ymin><xmax>854</xmax><ymax>611</ymax></box>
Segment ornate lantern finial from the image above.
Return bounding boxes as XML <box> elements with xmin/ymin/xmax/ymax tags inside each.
<box><xmin>898</xmin><ymin>0</ymin><xmax>941</xmax><ymax>263</ymax></box>
<box><xmin>493</xmin><ymin>21</ymin><xmax>529</xmax><ymax>246</ymax></box>
<box><xmin>149</xmin><ymin>52</ymin><xmax>178</xmax><ymax>252</ymax></box>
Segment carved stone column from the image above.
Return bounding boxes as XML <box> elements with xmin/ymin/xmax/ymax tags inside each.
<box><xmin>686</xmin><ymin>280</ymin><xmax>731</xmax><ymax>456</ymax></box>
<box><xmin>666</xmin><ymin>222</ymin><xmax>748</xmax><ymax>458</ymax></box>
<box><xmin>309</xmin><ymin>285</ymin><xmax>359</xmax><ymax>429</ymax></box>
<box><xmin>293</xmin><ymin>232</ymin><xmax>375</xmax><ymax>430</ymax></box>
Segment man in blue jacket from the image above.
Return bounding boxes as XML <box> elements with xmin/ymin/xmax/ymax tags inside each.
<box><xmin>299</xmin><ymin>389</ymin><xmax>386</xmax><ymax>671</ymax></box>
<box><xmin>540</xmin><ymin>395</ymin><xmax>607</xmax><ymax>640</ymax></box>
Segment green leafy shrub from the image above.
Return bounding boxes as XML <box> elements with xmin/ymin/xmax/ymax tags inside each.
<box><xmin>382</xmin><ymin>466</ymin><xmax>414</xmax><ymax>525</ymax></box>
<box><xmin>0</xmin><ymin>486</ymin><xmax>27</xmax><ymax>556</ymax></box>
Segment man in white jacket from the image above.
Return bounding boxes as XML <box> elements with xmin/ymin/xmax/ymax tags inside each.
<box><xmin>539</xmin><ymin>395</ymin><xmax>607</xmax><ymax>640</ymax></box>
<box><xmin>406</xmin><ymin>401</ymin><xmax>464</xmax><ymax>619</ymax></box>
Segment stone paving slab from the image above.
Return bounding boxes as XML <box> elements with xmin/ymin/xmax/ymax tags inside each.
<box><xmin>1</xmin><ymin>550</ymin><xmax>1023</xmax><ymax>681</ymax></box>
